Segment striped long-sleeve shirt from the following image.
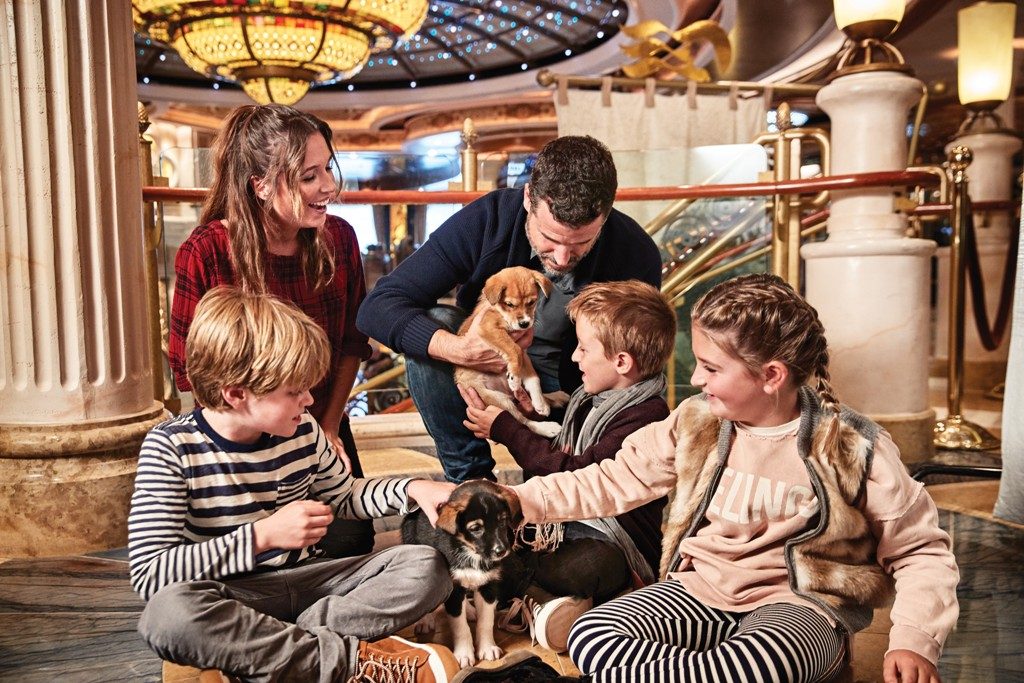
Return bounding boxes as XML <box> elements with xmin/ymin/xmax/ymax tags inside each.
<box><xmin>128</xmin><ymin>410</ymin><xmax>413</xmax><ymax>600</ymax></box>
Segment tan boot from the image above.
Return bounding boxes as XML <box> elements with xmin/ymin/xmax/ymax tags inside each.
<box><xmin>348</xmin><ymin>635</ymin><xmax>461</xmax><ymax>682</ymax></box>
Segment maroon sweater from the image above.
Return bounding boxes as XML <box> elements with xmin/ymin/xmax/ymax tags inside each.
<box><xmin>490</xmin><ymin>396</ymin><xmax>670</xmax><ymax>576</ymax></box>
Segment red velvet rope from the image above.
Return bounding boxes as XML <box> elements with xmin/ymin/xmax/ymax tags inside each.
<box><xmin>963</xmin><ymin>195</ymin><xmax>1018</xmax><ymax>351</ymax></box>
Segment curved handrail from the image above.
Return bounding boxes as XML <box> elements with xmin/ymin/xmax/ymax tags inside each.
<box><xmin>142</xmin><ymin>170</ymin><xmax>942</xmax><ymax>205</ymax></box>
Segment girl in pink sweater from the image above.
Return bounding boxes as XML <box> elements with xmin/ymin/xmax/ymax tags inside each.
<box><xmin>510</xmin><ymin>273</ymin><xmax>959</xmax><ymax>683</ymax></box>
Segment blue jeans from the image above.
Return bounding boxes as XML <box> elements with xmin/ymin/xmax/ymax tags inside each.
<box><xmin>405</xmin><ymin>306</ymin><xmax>560</xmax><ymax>483</ymax></box>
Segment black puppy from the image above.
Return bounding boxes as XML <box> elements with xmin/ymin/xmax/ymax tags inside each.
<box><xmin>402</xmin><ymin>479</ymin><xmax>528</xmax><ymax>668</ymax></box>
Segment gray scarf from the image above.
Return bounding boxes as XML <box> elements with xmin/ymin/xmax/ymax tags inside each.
<box><xmin>545</xmin><ymin>374</ymin><xmax>667</xmax><ymax>585</ymax></box>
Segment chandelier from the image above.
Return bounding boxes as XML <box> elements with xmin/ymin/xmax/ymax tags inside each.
<box><xmin>133</xmin><ymin>0</ymin><xmax>429</xmax><ymax>105</ymax></box>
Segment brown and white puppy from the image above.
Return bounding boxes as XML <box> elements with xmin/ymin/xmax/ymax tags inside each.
<box><xmin>401</xmin><ymin>480</ymin><xmax>528</xmax><ymax>668</ymax></box>
<box><xmin>454</xmin><ymin>266</ymin><xmax>566</xmax><ymax>438</ymax></box>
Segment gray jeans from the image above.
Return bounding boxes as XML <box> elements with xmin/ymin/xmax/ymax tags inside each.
<box><xmin>138</xmin><ymin>545</ymin><xmax>451</xmax><ymax>682</ymax></box>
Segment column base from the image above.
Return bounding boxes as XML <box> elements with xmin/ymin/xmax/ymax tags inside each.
<box><xmin>868</xmin><ymin>408</ymin><xmax>936</xmax><ymax>465</ymax></box>
<box><xmin>0</xmin><ymin>402</ymin><xmax>168</xmax><ymax>557</ymax></box>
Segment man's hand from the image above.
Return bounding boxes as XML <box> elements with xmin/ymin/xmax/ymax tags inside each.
<box><xmin>323</xmin><ymin>427</ymin><xmax>353</xmax><ymax>473</ymax></box>
<box><xmin>427</xmin><ymin>317</ymin><xmax>534</xmax><ymax>373</ymax></box>
<box><xmin>253</xmin><ymin>500</ymin><xmax>333</xmax><ymax>553</ymax></box>
<box><xmin>883</xmin><ymin>649</ymin><xmax>941</xmax><ymax>683</ymax></box>
<box><xmin>458</xmin><ymin>384</ymin><xmax>505</xmax><ymax>438</ymax></box>
<box><xmin>407</xmin><ymin>480</ymin><xmax>457</xmax><ymax>526</ymax></box>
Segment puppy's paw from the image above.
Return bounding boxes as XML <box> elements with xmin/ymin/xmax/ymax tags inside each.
<box><xmin>531</xmin><ymin>398</ymin><xmax>550</xmax><ymax>416</ymax></box>
<box><xmin>529</xmin><ymin>421</ymin><xmax>561</xmax><ymax>438</ymax></box>
<box><xmin>506</xmin><ymin>372</ymin><xmax>522</xmax><ymax>392</ymax></box>
<box><xmin>543</xmin><ymin>390</ymin><xmax>571</xmax><ymax>408</ymax></box>
<box><xmin>453</xmin><ymin>645</ymin><xmax>476</xmax><ymax>669</ymax></box>
<box><xmin>476</xmin><ymin>642</ymin><xmax>504</xmax><ymax>662</ymax></box>
<box><xmin>413</xmin><ymin>608</ymin><xmax>439</xmax><ymax>634</ymax></box>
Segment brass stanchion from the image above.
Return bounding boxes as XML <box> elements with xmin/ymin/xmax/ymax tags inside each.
<box><xmin>934</xmin><ymin>145</ymin><xmax>999</xmax><ymax>450</ymax></box>
<box><xmin>752</xmin><ymin>102</ymin><xmax>831</xmax><ymax>290</ymax></box>
<box><xmin>138</xmin><ymin>103</ymin><xmax>180</xmax><ymax>413</ymax></box>
<box><xmin>461</xmin><ymin>117</ymin><xmax>478</xmax><ymax>192</ymax></box>
<box><xmin>138</xmin><ymin>104</ymin><xmax>165</xmax><ymax>405</ymax></box>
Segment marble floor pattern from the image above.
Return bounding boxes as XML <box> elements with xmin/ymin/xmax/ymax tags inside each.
<box><xmin>2</xmin><ymin>470</ymin><xmax>1022</xmax><ymax>682</ymax></box>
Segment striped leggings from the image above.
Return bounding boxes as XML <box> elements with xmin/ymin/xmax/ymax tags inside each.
<box><xmin>568</xmin><ymin>581</ymin><xmax>846</xmax><ymax>682</ymax></box>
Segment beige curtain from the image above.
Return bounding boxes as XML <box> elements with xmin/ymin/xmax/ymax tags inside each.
<box><xmin>994</xmin><ymin>195</ymin><xmax>1024</xmax><ymax>524</ymax></box>
<box><xmin>555</xmin><ymin>84</ymin><xmax>766</xmax><ymax>227</ymax></box>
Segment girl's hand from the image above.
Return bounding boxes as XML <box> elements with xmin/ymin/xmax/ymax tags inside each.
<box><xmin>458</xmin><ymin>385</ymin><xmax>505</xmax><ymax>438</ymax></box>
<box><xmin>883</xmin><ymin>649</ymin><xmax>941</xmax><ymax>683</ymax></box>
<box><xmin>407</xmin><ymin>480</ymin><xmax>457</xmax><ymax>526</ymax></box>
<box><xmin>253</xmin><ymin>500</ymin><xmax>333</xmax><ymax>553</ymax></box>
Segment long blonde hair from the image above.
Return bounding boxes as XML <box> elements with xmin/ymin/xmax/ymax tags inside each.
<box><xmin>200</xmin><ymin>104</ymin><xmax>339</xmax><ymax>294</ymax></box>
<box><xmin>691</xmin><ymin>273</ymin><xmax>842</xmax><ymax>451</ymax></box>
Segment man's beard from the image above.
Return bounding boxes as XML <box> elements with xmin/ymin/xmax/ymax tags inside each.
<box><xmin>526</xmin><ymin>227</ymin><xmax>592</xmax><ymax>278</ymax></box>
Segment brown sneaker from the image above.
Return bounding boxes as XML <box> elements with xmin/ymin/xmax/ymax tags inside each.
<box><xmin>348</xmin><ymin>635</ymin><xmax>460</xmax><ymax>682</ymax></box>
<box><xmin>533</xmin><ymin>595</ymin><xmax>593</xmax><ymax>653</ymax></box>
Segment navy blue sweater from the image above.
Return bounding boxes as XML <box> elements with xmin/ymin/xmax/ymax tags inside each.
<box><xmin>357</xmin><ymin>188</ymin><xmax>661</xmax><ymax>391</ymax></box>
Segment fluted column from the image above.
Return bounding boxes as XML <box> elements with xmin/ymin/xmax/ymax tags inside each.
<box><xmin>802</xmin><ymin>71</ymin><xmax>936</xmax><ymax>463</ymax></box>
<box><xmin>0</xmin><ymin>1</ymin><xmax>166</xmax><ymax>556</ymax></box>
<box><xmin>935</xmin><ymin>130</ymin><xmax>1021</xmax><ymax>391</ymax></box>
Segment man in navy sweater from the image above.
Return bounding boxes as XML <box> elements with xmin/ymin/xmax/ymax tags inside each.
<box><xmin>356</xmin><ymin>135</ymin><xmax>662</xmax><ymax>482</ymax></box>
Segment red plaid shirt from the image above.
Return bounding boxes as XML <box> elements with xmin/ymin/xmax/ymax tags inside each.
<box><xmin>169</xmin><ymin>216</ymin><xmax>372</xmax><ymax>414</ymax></box>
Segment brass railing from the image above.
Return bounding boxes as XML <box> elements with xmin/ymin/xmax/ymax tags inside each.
<box><xmin>143</xmin><ymin>169</ymin><xmax>968</xmax><ymax>412</ymax></box>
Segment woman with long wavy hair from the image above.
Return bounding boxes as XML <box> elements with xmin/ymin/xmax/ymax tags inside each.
<box><xmin>169</xmin><ymin>103</ymin><xmax>375</xmax><ymax>557</ymax></box>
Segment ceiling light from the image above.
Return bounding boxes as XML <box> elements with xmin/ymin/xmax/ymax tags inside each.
<box><xmin>133</xmin><ymin>0</ymin><xmax>429</xmax><ymax>105</ymax></box>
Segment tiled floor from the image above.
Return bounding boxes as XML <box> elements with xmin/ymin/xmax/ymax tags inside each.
<box><xmin>2</xmin><ymin>451</ymin><xmax>1022</xmax><ymax>682</ymax></box>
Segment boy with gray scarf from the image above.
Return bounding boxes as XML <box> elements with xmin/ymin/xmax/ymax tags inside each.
<box><xmin>459</xmin><ymin>280</ymin><xmax>676</xmax><ymax>654</ymax></box>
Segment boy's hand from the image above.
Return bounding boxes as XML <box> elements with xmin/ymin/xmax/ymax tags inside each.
<box><xmin>883</xmin><ymin>649</ymin><xmax>941</xmax><ymax>683</ymax></box>
<box><xmin>458</xmin><ymin>385</ymin><xmax>506</xmax><ymax>438</ymax></box>
<box><xmin>253</xmin><ymin>500</ymin><xmax>333</xmax><ymax>554</ymax></box>
<box><xmin>407</xmin><ymin>480</ymin><xmax>457</xmax><ymax>526</ymax></box>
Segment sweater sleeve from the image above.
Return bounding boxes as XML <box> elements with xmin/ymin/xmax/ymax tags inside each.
<box><xmin>863</xmin><ymin>434</ymin><xmax>960</xmax><ymax>664</ymax></box>
<box><xmin>490</xmin><ymin>400</ymin><xmax>671</xmax><ymax>476</ymax></box>
<box><xmin>356</xmin><ymin>196</ymin><xmax>492</xmax><ymax>357</ymax></box>
<box><xmin>308</xmin><ymin>422</ymin><xmax>415</xmax><ymax>517</ymax></box>
<box><xmin>168</xmin><ymin>236</ymin><xmax>212</xmax><ymax>393</ymax></box>
<box><xmin>335</xmin><ymin>219</ymin><xmax>373</xmax><ymax>360</ymax></box>
<box><xmin>513</xmin><ymin>411</ymin><xmax>679</xmax><ymax>523</ymax></box>
<box><xmin>128</xmin><ymin>429</ymin><xmax>256</xmax><ymax>600</ymax></box>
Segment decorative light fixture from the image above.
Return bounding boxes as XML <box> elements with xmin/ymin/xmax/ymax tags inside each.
<box><xmin>830</xmin><ymin>0</ymin><xmax>911</xmax><ymax>79</ymax></box>
<box><xmin>133</xmin><ymin>0</ymin><xmax>429</xmax><ymax>105</ymax></box>
<box><xmin>957</xmin><ymin>1</ymin><xmax>1016</xmax><ymax>130</ymax></box>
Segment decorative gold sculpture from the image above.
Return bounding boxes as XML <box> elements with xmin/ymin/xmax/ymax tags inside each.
<box><xmin>619</xmin><ymin>20</ymin><xmax>731</xmax><ymax>82</ymax></box>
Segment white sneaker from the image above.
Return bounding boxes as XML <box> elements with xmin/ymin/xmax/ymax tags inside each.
<box><xmin>533</xmin><ymin>595</ymin><xmax>593</xmax><ymax>653</ymax></box>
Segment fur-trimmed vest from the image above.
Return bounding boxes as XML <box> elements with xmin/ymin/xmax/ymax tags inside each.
<box><xmin>659</xmin><ymin>386</ymin><xmax>896</xmax><ymax>633</ymax></box>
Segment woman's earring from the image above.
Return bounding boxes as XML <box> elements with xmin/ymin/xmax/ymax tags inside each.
<box><xmin>764</xmin><ymin>385</ymin><xmax>773</xmax><ymax>394</ymax></box>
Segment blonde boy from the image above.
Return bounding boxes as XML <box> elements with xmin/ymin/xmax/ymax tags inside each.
<box><xmin>460</xmin><ymin>280</ymin><xmax>676</xmax><ymax>654</ymax></box>
<box><xmin>129</xmin><ymin>286</ymin><xmax>461</xmax><ymax>682</ymax></box>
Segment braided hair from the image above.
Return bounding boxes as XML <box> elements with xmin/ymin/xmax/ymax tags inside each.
<box><xmin>691</xmin><ymin>273</ymin><xmax>841</xmax><ymax>450</ymax></box>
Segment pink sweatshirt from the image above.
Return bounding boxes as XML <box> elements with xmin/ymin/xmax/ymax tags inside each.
<box><xmin>513</xmin><ymin>410</ymin><xmax>960</xmax><ymax>664</ymax></box>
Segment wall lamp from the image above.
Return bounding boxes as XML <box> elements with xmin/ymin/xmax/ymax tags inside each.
<box><xmin>831</xmin><ymin>0</ymin><xmax>912</xmax><ymax>80</ymax></box>
<box><xmin>956</xmin><ymin>1</ymin><xmax>1017</xmax><ymax>134</ymax></box>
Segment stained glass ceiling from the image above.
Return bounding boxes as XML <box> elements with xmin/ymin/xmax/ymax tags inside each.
<box><xmin>135</xmin><ymin>0</ymin><xmax>630</xmax><ymax>94</ymax></box>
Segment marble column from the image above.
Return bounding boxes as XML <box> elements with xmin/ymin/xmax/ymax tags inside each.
<box><xmin>0</xmin><ymin>1</ymin><xmax>167</xmax><ymax>556</ymax></box>
<box><xmin>935</xmin><ymin>129</ymin><xmax>1021</xmax><ymax>391</ymax></box>
<box><xmin>802</xmin><ymin>71</ymin><xmax>936</xmax><ymax>463</ymax></box>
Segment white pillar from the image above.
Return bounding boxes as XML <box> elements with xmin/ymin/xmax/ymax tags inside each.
<box><xmin>0</xmin><ymin>0</ymin><xmax>166</xmax><ymax>555</ymax></box>
<box><xmin>802</xmin><ymin>71</ymin><xmax>936</xmax><ymax>463</ymax></box>
<box><xmin>935</xmin><ymin>130</ymin><xmax>1020</xmax><ymax>391</ymax></box>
